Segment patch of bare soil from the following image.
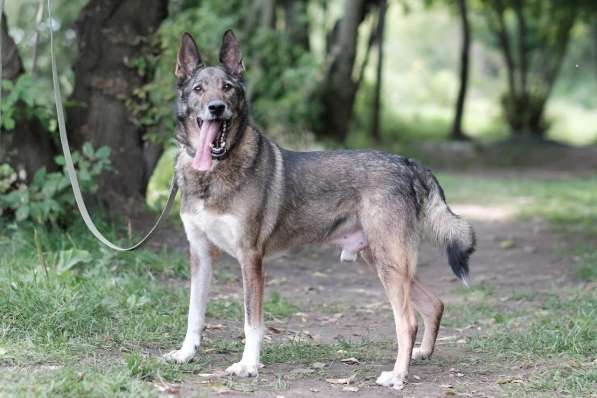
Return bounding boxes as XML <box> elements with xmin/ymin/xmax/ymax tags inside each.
<box><xmin>168</xmin><ymin>202</ymin><xmax>575</xmax><ymax>398</ymax></box>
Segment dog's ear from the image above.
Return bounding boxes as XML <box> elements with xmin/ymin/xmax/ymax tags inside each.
<box><xmin>176</xmin><ymin>32</ymin><xmax>202</xmax><ymax>80</ymax></box>
<box><xmin>219</xmin><ymin>30</ymin><xmax>244</xmax><ymax>77</ymax></box>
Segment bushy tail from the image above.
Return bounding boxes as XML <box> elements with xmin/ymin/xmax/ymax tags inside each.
<box><xmin>422</xmin><ymin>173</ymin><xmax>476</xmax><ymax>285</ymax></box>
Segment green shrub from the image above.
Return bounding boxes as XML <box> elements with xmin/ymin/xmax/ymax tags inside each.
<box><xmin>0</xmin><ymin>143</ymin><xmax>111</xmax><ymax>225</ymax></box>
<box><xmin>0</xmin><ymin>75</ymin><xmax>55</xmax><ymax>132</ymax></box>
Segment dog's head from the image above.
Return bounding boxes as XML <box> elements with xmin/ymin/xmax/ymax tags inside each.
<box><xmin>175</xmin><ymin>30</ymin><xmax>247</xmax><ymax>171</ymax></box>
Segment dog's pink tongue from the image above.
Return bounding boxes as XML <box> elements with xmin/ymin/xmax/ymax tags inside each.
<box><xmin>192</xmin><ymin>120</ymin><xmax>220</xmax><ymax>171</ymax></box>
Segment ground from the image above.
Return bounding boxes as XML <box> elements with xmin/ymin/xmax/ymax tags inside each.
<box><xmin>0</xmin><ymin>160</ymin><xmax>595</xmax><ymax>397</ymax></box>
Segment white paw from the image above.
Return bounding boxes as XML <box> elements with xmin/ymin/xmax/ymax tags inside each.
<box><xmin>376</xmin><ymin>370</ymin><xmax>406</xmax><ymax>390</ymax></box>
<box><xmin>411</xmin><ymin>347</ymin><xmax>432</xmax><ymax>360</ymax></box>
<box><xmin>225</xmin><ymin>361</ymin><xmax>259</xmax><ymax>377</ymax></box>
<box><xmin>163</xmin><ymin>347</ymin><xmax>196</xmax><ymax>364</ymax></box>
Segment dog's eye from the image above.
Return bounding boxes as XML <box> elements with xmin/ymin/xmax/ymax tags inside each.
<box><xmin>223</xmin><ymin>83</ymin><xmax>233</xmax><ymax>91</ymax></box>
<box><xmin>193</xmin><ymin>85</ymin><xmax>203</xmax><ymax>93</ymax></box>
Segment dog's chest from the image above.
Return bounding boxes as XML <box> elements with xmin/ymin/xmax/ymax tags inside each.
<box><xmin>181</xmin><ymin>203</ymin><xmax>243</xmax><ymax>257</ymax></box>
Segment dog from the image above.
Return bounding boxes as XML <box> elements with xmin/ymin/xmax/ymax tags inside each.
<box><xmin>163</xmin><ymin>30</ymin><xmax>475</xmax><ymax>391</ymax></box>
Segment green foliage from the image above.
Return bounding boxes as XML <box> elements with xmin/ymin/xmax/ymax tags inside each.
<box><xmin>130</xmin><ymin>0</ymin><xmax>319</xmax><ymax>148</ymax></box>
<box><xmin>0</xmin><ymin>75</ymin><xmax>55</xmax><ymax>132</ymax></box>
<box><xmin>0</xmin><ymin>143</ymin><xmax>111</xmax><ymax>225</ymax></box>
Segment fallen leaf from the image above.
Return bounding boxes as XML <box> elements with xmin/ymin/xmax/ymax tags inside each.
<box><xmin>205</xmin><ymin>323</ymin><xmax>224</xmax><ymax>330</ymax></box>
<box><xmin>267</xmin><ymin>277</ymin><xmax>288</xmax><ymax>286</ymax></box>
<box><xmin>267</xmin><ymin>326</ymin><xmax>284</xmax><ymax>334</ymax></box>
<box><xmin>325</xmin><ymin>374</ymin><xmax>356</xmax><ymax>385</ymax></box>
<box><xmin>311</xmin><ymin>362</ymin><xmax>326</xmax><ymax>369</ymax></box>
<box><xmin>341</xmin><ymin>357</ymin><xmax>360</xmax><ymax>365</ymax></box>
<box><xmin>342</xmin><ymin>386</ymin><xmax>359</xmax><ymax>392</ymax></box>
<box><xmin>499</xmin><ymin>239</ymin><xmax>515</xmax><ymax>249</ymax></box>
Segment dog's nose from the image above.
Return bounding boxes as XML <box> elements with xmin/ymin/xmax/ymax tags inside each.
<box><xmin>208</xmin><ymin>101</ymin><xmax>226</xmax><ymax>116</ymax></box>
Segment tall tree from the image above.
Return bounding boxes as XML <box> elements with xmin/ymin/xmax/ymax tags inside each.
<box><xmin>316</xmin><ymin>0</ymin><xmax>379</xmax><ymax>142</ymax></box>
<box><xmin>480</xmin><ymin>0</ymin><xmax>581</xmax><ymax>137</ymax></box>
<box><xmin>451</xmin><ymin>0</ymin><xmax>471</xmax><ymax>140</ymax></box>
<box><xmin>67</xmin><ymin>0</ymin><xmax>168</xmax><ymax>204</ymax></box>
<box><xmin>370</xmin><ymin>0</ymin><xmax>387</xmax><ymax>143</ymax></box>
<box><xmin>281</xmin><ymin>0</ymin><xmax>310</xmax><ymax>51</ymax></box>
<box><xmin>0</xmin><ymin>12</ymin><xmax>56</xmax><ymax>181</ymax></box>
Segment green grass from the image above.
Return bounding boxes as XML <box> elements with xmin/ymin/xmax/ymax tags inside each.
<box><xmin>575</xmin><ymin>249</ymin><xmax>597</xmax><ymax>282</ymax></box>
<box><xmin>445</xmin><ymin>282</ymin><xmax>597</xmax><ymax>397</ymax></box>
<box><xmin>438</xmin><ymin>174</ymin><xmax>597</xmax><ymax>237</ymax></box>
<box><xmin>2</xmin><ymin>172</ymin><xmax>596</xmax><ymax>396</ymax></box>
<box><xmin>0</xmin><ymin>220</ymin><xmax>308</xmax><ymax>396</ymax></box>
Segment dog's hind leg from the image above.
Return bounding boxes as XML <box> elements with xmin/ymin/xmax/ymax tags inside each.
<box><xmin>411</xmin><ymin>278</ymin><xmax>444</xmax><ymax>360</ymax></box>
<box><xmin>164</xmin><ymin>233</ymin><xmax>214</xmax><ymax>363</ymax></box>
<box><xmin>226</xmin><ymin>251</ymin><xmax>264</xmax><ymax>377</ymax></box>
<box><xmin>364</xmin><ymin>241</ymin><xmax>418</xmax><ymax>390</ymax></box>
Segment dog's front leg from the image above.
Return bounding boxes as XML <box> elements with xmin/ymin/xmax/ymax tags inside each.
<box><xmin>226</xmin><ymin>251</ymin><xmax>264</xmax><ymax>377</ymax></box>
<box><xmin>164</xmin><ymin>235</ymin><xmax>213</xmax><ymax>363</ymax></box>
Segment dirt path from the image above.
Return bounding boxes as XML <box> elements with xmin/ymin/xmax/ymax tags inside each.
<box><xmin>168</xmin><ymin>204</ymin><xmax>574</xmax><ymax>398</ymax></box>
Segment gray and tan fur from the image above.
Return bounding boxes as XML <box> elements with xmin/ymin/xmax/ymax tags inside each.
<box><xmin>164</xmin><ymin>31</ymin><xmax>476</xmax><ymax>390</ymax></box>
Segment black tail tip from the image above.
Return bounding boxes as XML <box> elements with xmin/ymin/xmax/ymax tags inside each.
<box><xmin>447</xmin><ymin>241</ymin><xmax>474</xmax><ymax>286</ymax></box>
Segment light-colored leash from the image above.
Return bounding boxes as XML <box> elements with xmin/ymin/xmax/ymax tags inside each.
<box><xmin>1</xmin><ymin>0</ymin><xmax>178</xmax><ymax>251</ymax></box>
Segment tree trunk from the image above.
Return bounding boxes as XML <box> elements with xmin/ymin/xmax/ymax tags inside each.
<box><xmin>281</xmin><ymin>0</ymin><xmax>310</xmax><ymax>51</ymax></box>
<box><xmin>450</xmin><ymin>0</ymin><xmax>470</xmax><ymax>140</ymax></box>
<box><xmin>371</xmin><ymin>0</ymin><xmax>387</xmax><ymax>143</ymax></box>
<box><xmin>316</xmin><ymin>0</ymin><xmax>374</xmax><ymax>142</ymax></box>
<box><xmin>261</xmin><ymin>0</ymin><xmax>277</xmax><ymax>30</ymax></box>
<box><xmin>68</xmin><ymin>0</ymin><xmax>168</xmax><ymax>205</ymax></box>
<box><xmin>0</xmin><ymin>12</ymin><xmax>56</xmax><ymax>181</ymax></box>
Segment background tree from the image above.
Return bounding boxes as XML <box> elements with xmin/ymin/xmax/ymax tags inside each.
<box><xmin>370</xmin><ymin>0</ymin><xmax>387</xmax><ymax>143</ymax></box>
<box><xmin>479</xmin><ymin>0</ymin><xmax>583</xmax><ymax>137</ymax></box>
<box><xmin>67</xmin><ymin>0</ymin><xmax>168</xmax><ymax>204</ymax></box>
<box><xmin>451</xmin><ymin>0</ymin><xmax>470</xmax><ymax>140</ymax></box>
<box><xmin>315</xmin><ymin>0</ymin><xmax>380</xmax><ymax>142</ymax></box>
<box><xmin>0</xmin><ymin>12</ymin><xmax>56</xmax><ymax>181</ymax></box>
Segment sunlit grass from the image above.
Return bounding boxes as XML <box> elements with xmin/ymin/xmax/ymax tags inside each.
<box><xmin>437</xmin><ymin>174</ymin><xmax>597</xmax><ymax>238</ymax></box>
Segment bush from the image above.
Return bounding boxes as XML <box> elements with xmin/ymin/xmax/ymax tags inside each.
<box><xmin>0</xmin><ymin>143</ymin><xmax>111</xmax><ymax>225</ymax></box>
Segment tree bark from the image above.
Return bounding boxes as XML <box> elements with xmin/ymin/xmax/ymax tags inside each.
<box><xmin>316</xmin><ymin>0</ymin><xmax>375</xmax><ymax>142</ymax></box>
<box><xmin>450</xmin><ymin>0</ymin><xmax>471</xmax><ymax>140</ymax></box>
<box><xmin>0</xmin><ymin>12</ymin><xmax>56</xmax><ymax>181</ymax></box>
<box><xmin>494</xmin><ymin>1</ymin><xmax>517</xmax><ymax>99</ymax></box>
<box><xmin>67</xmin><ymin>0</ymin><xmax>168</xmax><ymax>204</ymax></box>
<box><xmin>371</xmin><ymin>0</ymin><xmax>387</xmax><ymax>143</ymax></box>
<box><xmin>260</xmin><ymin>0</ymin><xmax>277</xmax><ymax>30</ymax></box>
<box><xmin>281</xmin><ymin>0</ymin><xmax>310</xmax><ymax>51</ymax></box>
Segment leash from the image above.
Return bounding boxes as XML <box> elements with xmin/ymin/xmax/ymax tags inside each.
<box><xmin>45</xmin><ymin>0</ymin><xmax>178</xmax><ymax>251</ymax></box>
<box><xmin>4</xmin><ymin>0</ymin><xmax>177</xmax><ymax>251</ymax></box>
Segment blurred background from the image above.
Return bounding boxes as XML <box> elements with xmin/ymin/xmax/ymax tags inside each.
<box><xmin>1</xmin><ymin>0</ymin><xmax>596</xmax><ymax>217</ymax></box>
<box><xmin>1</xmin><ymin>2</ymin><xmax>596</xmax><ymax>396</ymax></box>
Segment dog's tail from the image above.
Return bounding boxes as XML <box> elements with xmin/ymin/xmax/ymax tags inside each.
<box><xmin>421</xmin><ymin>172</ymin><xmax>475</xmax><ymax>286</ymax></box>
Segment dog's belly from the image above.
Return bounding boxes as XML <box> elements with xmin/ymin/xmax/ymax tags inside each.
<box><xmin>181</xmin><ymin>206</ymin><xmax>242</xmax><ymax>258</ymax></box>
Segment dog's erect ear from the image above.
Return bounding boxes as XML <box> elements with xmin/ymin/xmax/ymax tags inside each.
<box><xmin>219</xmin><ymin>30</ymin><xmax>244</xmax><ymax>77</ymax></box>
<box><xmin>176</xmin><ymin>32</ymin><xmax>202</xmax><ymax>80</ymax></box>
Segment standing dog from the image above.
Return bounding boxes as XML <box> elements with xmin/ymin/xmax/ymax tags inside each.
<box><xmin>164</xmin><ymin>30</ymin><xmax>475</xmax><ymax>390</ymax></box>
